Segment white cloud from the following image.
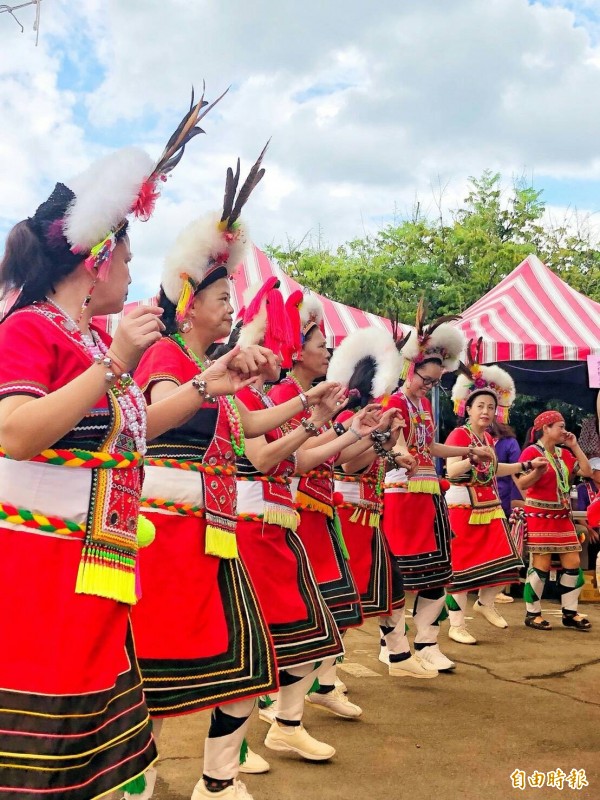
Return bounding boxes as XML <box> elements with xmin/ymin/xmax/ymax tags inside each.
<box><xmin>2</xmin><ymin>0</ymin><xmax>600</xmax><ymax>300</ymax></box>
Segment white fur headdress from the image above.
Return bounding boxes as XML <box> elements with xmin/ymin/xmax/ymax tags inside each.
<box><xmin>161</xmin><ymin>143</ymin><xmax>268</xmax><ymax>321</ymax></box>
<box><xmin>62</xmin><ymin>87</ymin><xmax>227</xmax><ymax>280</ymax></box>
<box><xmin>327</xmin><ymin>327</ymin><xmax>404</xmax><ymax>399</ymax></box>
<box><xmin>452</xmin><ymin>339</ymin><xmax>516</xmax><ymax>422</ymax></box>
<box><xmin>399</xmin><ymin>300</ymin><xmax>464</xmax><ymax>378</ymax></box>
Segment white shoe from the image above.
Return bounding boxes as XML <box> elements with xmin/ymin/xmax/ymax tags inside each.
<box><xmin>124</xmin><ymin>767</ymin><xmax>157</xmax><ymax>800</ymax></box>
<box><xmin>258</xmin><ymin>703</ymin><xmax>277</xmax><ymax>724</ymax></box>
<box><xmin>473</xmin><ymin>600</ymin><xmax>508</xmax><ymax>628</ymax></box>
<box><xmin>192</xmin><ymin>778</ymin><xmax>254</xmax><ymax>799</ymax></box>
<box><xmin>334</xmin><ymin>676</ymin><xmax>347</xmax><ymax>693</ymax></box>
<box><xmin>378</xmin><ymin>645</ymin><xmax>390</xmax><ymax>665</ymax></box>
<box><xmin>495</xmin><ymin>592</ymin><xmax>514</xmax><ymax>604</ymax></box>
<box><xmin>388</xmin><ymin>654</ymin><xmax>438</xmax><ymax>679</ymax></box>
<box><xmin>416</xmin><ymin>644</ymin><xmax>456</xmax><ymax>671</ymax></box>
<box><xmin>449</xmin><ymin>625</ymin><xmax>477</xmax><ymax>645</ymax></box>
<box><xmin>265</xmin><ymin>722</ymin><xmax>335</xmax><ymax>760</ymax></box>
<box><xmin>238</xmin><ymin>747</ymin><xmax>270</xmax><ymax>774</ymax></box>
<box><xmin>305</xmin><ymin>688</ymin><xmax>362</xmax><ymax>718</ymax></box>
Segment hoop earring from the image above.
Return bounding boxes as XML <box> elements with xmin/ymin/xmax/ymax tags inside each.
<box><xmin>179</xmin><ymin>319</ymin><xmax>192</xmax><ymax>334</ymax></box>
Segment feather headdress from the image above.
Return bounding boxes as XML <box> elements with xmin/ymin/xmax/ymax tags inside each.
<box><xmin>327</xmin><ymin>327</ymin><xmax>405</xmax><ymax>401</ymax></box>
<box><xmin>399</xmin><ymin>298</ymin><xmax>464</xmax><ymax>379</ymax></box>
<box><xmin>162</xmin><ymin>142</ymin><xmax>269</xmax><ymax>322</ymax></box>
<box><xmin>285</xmin><ymin>290</ymin><xmax>325</xmax><ymax>361</ymax></box>
<box><xmin>64</xmin><ymin>86</ymin><xmax>228</xmax><ymax>280</ymax></box>
<box><xmin>238</xmin><ymin>276</ymin><xmax>293</xmax><ymax>364</ymax></box>
<box><xmin>452</xmin><ymin>338</ymin><xmax>516</xmax><ymax>423</ymax></box>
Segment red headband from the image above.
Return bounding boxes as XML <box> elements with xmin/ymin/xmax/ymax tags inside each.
<box><xmin>533</xmin><ymin>411</ymin><xmax>564</xmax><ymax>432</ymax></box>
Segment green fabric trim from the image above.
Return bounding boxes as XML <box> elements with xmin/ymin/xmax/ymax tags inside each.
<box><xmin>240</xmin><ymin>737</ymin><xmax>248</xmax><ymax>765</ymax></box>
<box><xmin>445</xmin><ymin>594</ymin><xmax>461</xmax><ymax>612</ymax></box>
<box><xmin>121</xmin><ymin>775</ymin><xmax>146</xmax><ymax>794</ymax></box>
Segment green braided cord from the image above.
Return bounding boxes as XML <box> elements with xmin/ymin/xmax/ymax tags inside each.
<box><xmin>142</xmin><ymin>498</ymin><xmax>203</xmax><ymax>515</ymax></box>
<box><xmin>261</xmin><ymin>694</ymin><xmax>275</xmax><ymax>707</ymax></box>
<box><xmin>308</xmin><ymin>678</ymin><xmax>320</xmax><ymax>694</ymax></box>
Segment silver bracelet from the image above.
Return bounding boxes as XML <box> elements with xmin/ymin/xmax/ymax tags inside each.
<box><xmin>348</xmin><ymin>426</ymin><xmax>362</xmax><ymax>441</ymax></box>
<box><xmin>301</xmin><ymin>418</ymin><xmax>320</xmax><ymax>437</ymax></box>
<box><xmin>93</xmin><ymin>353</ymin><xmax>118</xmax><ymax>382</ymax></box>
<box><xmin>192</xmin><ymin>376</ymin><xmax>215</xmax><ymax>404</ymax></box>
<box><xmin>298</xmin><ymin>392</ymin><xmax>310</xmax><ymax>412</ymax></box>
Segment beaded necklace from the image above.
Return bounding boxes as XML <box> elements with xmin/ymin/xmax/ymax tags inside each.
<box><xmin>542</xmin><ymin>445</ymin><xmax>570</xmax><ymax>497</ymax></box>
<box><xmin>287</xmin><ymin>371</ymin><xmax>308</xmax><ymax>404</ymax></box>
<box><xmin>44</xmin><ymin>299</ymin><xmax>147</xmax><ymax>454</ymax></box>
<box><xmin>170</xmin><ymin>333</ymin><xmax>245</xmax><ymax>456</ymax></box>
<box><xmin>464</xmin><ymin>423</ymin><xmax>494</xmax><ymax>484</ymax></box>
<box><xmin>402</xmin><ymin>391</ymin><xmax>429</xmax><ymax>454</ymax></box>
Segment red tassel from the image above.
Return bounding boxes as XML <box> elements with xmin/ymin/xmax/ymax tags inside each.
<box><xmin>264</xmin><ymin>284</ymin><xmax>293</xmax><ymax>359</ymax></box>
<box><xmin>285</xmin><ymin>290</ymin><xmax>304</xmax><ymax>362</ymax></box>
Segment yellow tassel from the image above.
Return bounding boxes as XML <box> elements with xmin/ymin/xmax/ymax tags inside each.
<box><xmin>205</xmin><ymin>525</ymin><xmax>239</xmax><ymax>559</ymax></box>
<box><xmin>175</xmin><ymin>275</ymin><xmax>194</xmax><ymax>323</ymax></box>
<box><xmin>349</xmin><ymin>506</ymin><xmax>361</xmax><ymax>523</ymax></box>
<box><xmin>75</xmin><ymin>558</ymin><xmax>137</xmax><ymax>605</ymax></box>
<box><xmin>295</xmin><ymin>491</ymin><xmax>333</xmax><ymax>518</ymax></box>
<box><xmin>369</xmin><ymin>511</ymin><xmax>381</xmax><ymax>528</ymax></box>
<box><xmin>468</xmin><ymin>507</ymin><xmax>505</xmax><ymax>525</ymax></box>
<box><xmin>408</xmin><ymin>478</ymin><xmax>440</xmax><ymax>495</ymax></box>
<box><xmin>264</xmin><ymin>505</ymin><xmax>299</xmax><ymax>532</ymax></box>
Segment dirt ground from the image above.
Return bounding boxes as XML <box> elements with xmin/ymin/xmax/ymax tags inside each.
<box><xmin>140</xmin><ymin>596</ymin><xmax>600</xmax><ymax>800</ymax></box>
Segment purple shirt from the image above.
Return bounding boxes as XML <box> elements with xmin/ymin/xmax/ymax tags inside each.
<box><xmin>494</xmin><ymin>436</ymin><xmax>522</xmax><ymax>518</ymax></box>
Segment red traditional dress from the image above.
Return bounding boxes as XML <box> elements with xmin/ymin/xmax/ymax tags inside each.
<box><xmin>268</xmin><ymin>377</ymin><xmax>363</xmax><ymax>630</ymax></box>
<box><xmin>235</xmin><ymin>385</ymin><xmax>344</xmax><ymax>667</ymax></box>
<box><xmin>0</xmin><ymin>302</ymin><xmax>156</xmax><ymax>800</ymax></box>
<box><xmin>334</xmin><ymin>409</ymin><xmax>404</xmax><ymax>616</ymax></box>
<box><xmin>519</xmin><ymin>444</ymin><xmax>581</xmax><ymax>554</ymax></box>
<box><xmin>382</xmin><ymin>392</ymin><xmax>452</xmax><ymax>590</ymax></box>
<box><xmin>130</xmin><ymin>337</ymin><xmax>277</xmax><ymax>717</ymax></box>
<box><xmin>444</xmin><ymin>427</ymin><xmax>522</xmax><ymax>593</ymax></box>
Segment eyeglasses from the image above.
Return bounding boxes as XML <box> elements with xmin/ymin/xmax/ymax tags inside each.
<box><xmin>414</xmin><ymin>371</ymin><xmax>441</xmax><ymax>388</ymax></box>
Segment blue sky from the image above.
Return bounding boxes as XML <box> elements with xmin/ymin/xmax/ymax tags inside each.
<box><xmin>2</xmin><ymin>0</ymin><xmax>600</xmax><ymax>301</ymax></box>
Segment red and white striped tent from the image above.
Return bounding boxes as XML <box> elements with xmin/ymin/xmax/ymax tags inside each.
<box><xmin>103</xmin><ymin>244</ymin><xmax>394</xmax><ymax>346</ymax></box>
<box><xmin>456</xmin><ymin>254</ymin><xmax>600</xmax><ymax>362</ymax></box>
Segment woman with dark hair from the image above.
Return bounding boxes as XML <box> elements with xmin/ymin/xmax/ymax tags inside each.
<box><xmin>0</xmin><ymin>95</ymin><xmax>244</xmax><ymax>800</ymax></box>
<box><xmin>128</xmin><ymin>154</ymin><xmax>350</xmax><ymax>800</ymax></box>
<box><xmin>381</xmin><ymin>308</ymin><xmax>493</xmax><ymax>672</ymax></box>
<box><xmin>267</xmin><ymin>292</ymin><xmax>382</xmax><ymax>719</ymax></box>
<box><xmin>234</xmin><ymin>280</ymin><xmax>375</xmax><ymax>765</ymax></box>
<box><xmin>518</xmin><ymin>411</ymin><xmax>593</xmax><ymax>631</ymax></box>
<box><xmin>443</xmin><ymin>360</ymin><xmax>544</xmax><ymax>644</ymax></box>
<box><xmin>327</xmin><ymin>328</ymin><xmax>438</xmax><ymax>679</ymax></box>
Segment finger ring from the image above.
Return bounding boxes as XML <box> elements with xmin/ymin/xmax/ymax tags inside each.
<box><xmin>336</xmin><ymin>401</ymin><xmax>341</xmax><ymax>406</ymax></box>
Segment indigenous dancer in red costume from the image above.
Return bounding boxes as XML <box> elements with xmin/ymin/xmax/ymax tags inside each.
<box><xmin>130</xmin><ymin>151</ymin><xmax>339</xmax><ymax>800</ymax></box>
<box><xmin>0</xmin><ymin>94</ymin><xmax>229</xmax><ymax>800</ymax></box>
<box><xmin>382</xmin><ymin>306</ymin><xmax>492</xmax><ymax>672</ymax></box>
<box><xmin>269</xmin><ymin>293</ymin><xmax>382</xmax><ymax>719</ymax></box>
<box><xmin>327</xmin><ymin>328</ymin><xmax>438</xmax><ymax>679</ymax></box>
<box><xmin>518</xmin><ymin>411</ymin><xmax>592</xmax><ymax>632</ymax></box>
<box><xmin>444</xmin><ymin>351</ymin><xmax>543</xmax><ymax>645</ymax></box>
<box><xmin>235</xmin><ymin>279</ymin><xmax>374</xmax><ymax>765</ymax></box>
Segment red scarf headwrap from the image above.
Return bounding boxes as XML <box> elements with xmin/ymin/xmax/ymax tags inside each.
<box><xmin>532</xmin><ymin>411</ymin><xmax>564</xmax><ymax>441</ymax></box>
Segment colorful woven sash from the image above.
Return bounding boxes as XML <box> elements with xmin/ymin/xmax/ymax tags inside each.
<box><xmin>0</xmin><ymin>447</ymin><xmax>142</xmax><ymax>468</ymax></box>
